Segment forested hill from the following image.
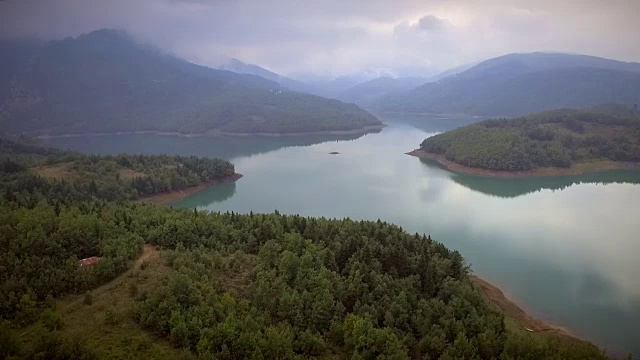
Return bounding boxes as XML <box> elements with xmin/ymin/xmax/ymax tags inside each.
<box><xmin>0</xmin><ymin>29</ymin><xmax>381</xmax><ymax>135</ymax></box>
<box><xmin>0</xmin><ymin>144</ymin><xmax>609</xmax><ymax>359</ymax></box>
<box><xmin>379</xmin><ymin>52</ymin><xmax>640</xmax><ymax>116</ymax></box>
<box><xmin>0</xmin><ymin>134</ymin><xmax>237</xmax><ymax>202</ymax></box>
<box><xmin>419</xmin><ymin>104</ymin><xmax>640</xmax><ymax>171</ymax></box>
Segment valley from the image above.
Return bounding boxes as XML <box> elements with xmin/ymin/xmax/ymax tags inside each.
<box><xmin>1</xmin><ymin>6</ymin><xmax>639</xmax><ymax>358</ymax></box>
<box><xmin>46</xmin><ymin>114</ymin><xmax>640</xmax><ymax>357</ymax></box>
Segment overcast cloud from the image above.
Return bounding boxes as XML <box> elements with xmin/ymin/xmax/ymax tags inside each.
<box><xmin>1</xmin><ymin>0</ymin><xmax>639</xmax><ymax>78</ymax></box>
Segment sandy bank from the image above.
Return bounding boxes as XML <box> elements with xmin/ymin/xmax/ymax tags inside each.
<box><xmin>407</xmin><ymin>150</ymin><xmax>639</xmax><ymax>177</ymax></box>
<box><xmin>472</xmin><ymin>276</ymin><xmax>579</xmax><ymax>341</ymax></box>
<box><xmin>139</xmin><ymin>173</ymin><xmax>243</xmax><ymax>205</ymax></box>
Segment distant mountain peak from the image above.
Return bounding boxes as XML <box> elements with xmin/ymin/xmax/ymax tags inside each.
<box><xmin>74</xmin><ymin>28</ymin><xmax>134</xmax><ymax>43</ymax></box>
<box><xmin>377</xmin><ymin>52</ymin><xmax>640</xmax><ymax>116</ymax></box>
<box><xmin>0</xmin><ymin>30</ymin><xmax>380</xmax><ymax>135</ymax></box>
<box><xmin>218</xmin><ymin>58</ymin><xmax>321</xmax><ymax>95</ymax></box>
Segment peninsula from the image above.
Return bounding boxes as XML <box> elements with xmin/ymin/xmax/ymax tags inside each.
<box><xmin>412</xmin><ymin>104</ymin><xmax>640</xmax><ymax>177</ymax></box>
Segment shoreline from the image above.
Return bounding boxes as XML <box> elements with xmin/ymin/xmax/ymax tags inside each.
<box><xmin>471</xmin><ymin>276</ymin><xmax>580</xmax><ymax>341</ymax></box>
<box><xmin>139</xmin><ymin>173</ymin><xmax>243</xmax><ymax>205</ymax></box>
<box><xmin>408</xmin><ymin>149</ymin><xmax>639</xmax><ymax>177</ymax></box>
<box><xmin>380</xmin><ymin>110</ymin><xmax>500</xmax><ymax>119</ymax></box>
<box><xmin>35</xmin><ymin>124</ymin><xmax>387</xmax><ymax>139</ymax></box>
<box><xmin>139</xmin><ymin>172</ymin><xmax>585</xmax><ymax>344</ymax></box>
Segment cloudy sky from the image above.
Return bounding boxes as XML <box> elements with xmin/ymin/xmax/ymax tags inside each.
<box><xmin>1</xmin><ymin>0</ymin><xmax>639</xmax><ymax>78</ymax></box>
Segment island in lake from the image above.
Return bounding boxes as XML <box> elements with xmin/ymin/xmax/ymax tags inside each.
<box><xmin>410</xmin><ymin>104</ymin><xmax>640</xmax><ymax>177</ymax></box>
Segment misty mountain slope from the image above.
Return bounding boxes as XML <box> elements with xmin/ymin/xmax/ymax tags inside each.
<box><xmin>0</xmin><ymin>40</ymin><xmax>44</xmax><ymax>105</ymax></box>
<box><xmin>457</xmin><ymin>52</ymin><xmax>640</xmax><ymax>80</ymax></box>
<box><xmin>381</xmin><ymin>52</ymin><xmax>640</xmax><ymax>116</ymax></box>
<box><xmin>219</xmin><ymin>58</ymin><xmax>319</xmax><ymax>94</ymax></box>
<box><xmin>337</xmin><ymin>76</ymin><xmax>427</xmax><ymax>108</ymax></box>
<box><xmin>301</xmin><ymin>74</ymin><xmax>380</xmax><ymax>99</ymax></box>
<box><xmin>0</xmin><ymin>29</ymin><xmax>381</xmax><ymax>135</ymax></box>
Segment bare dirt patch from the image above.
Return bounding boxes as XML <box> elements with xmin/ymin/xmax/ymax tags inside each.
<box><xmin>32</xmin><ymin>162</ymin><xmax>76</xmax><ymax>180</ymax></box>
<box><xmin>118</xmin><ymin>168</ymin><xmax>145</xmax><ymax>179</ymax></box>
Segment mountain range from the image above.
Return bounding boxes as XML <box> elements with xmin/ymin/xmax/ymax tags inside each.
<box><xmin>378</xmin><ymin>52</ymin><xmax>640</xmax><ymax>116</ymax></box>
<box><xmin>336</xmin><ymin>76</ymin><xmax>428</xmax><ymax>108</ymax></box>
<box><xmin>217</xmin><ymin>58</ymin><xmax>318</xmax><ymax>95</ymax></box>
<box><xmin>0</xmin><ymin>29</ymin><xmax>381</xmax><ymax>135</ymax></box>
<box><xmin>214</xmin><ymin>62</ymin><xmax>427</xmax><ymax>102</ymax></box>
<box><xmin>2</xmin><ymin>29</ymin><xmax>639</xmax><ymax>132</ymax></box>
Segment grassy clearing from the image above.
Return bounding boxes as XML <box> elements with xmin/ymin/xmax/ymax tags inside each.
<box><xmin>117</xmin><ymin>168</ymin><xmax>146</xmax><ymax>180</ymax></box>
<box><xmin>18</xmin><ymin>246</ymin><xmax>194</xmax><ymax>360</ymax></box>
<box><xmin>31</xmin><ymin>162</ymin><xmax>77</xmax><ymax>180</ymax></box>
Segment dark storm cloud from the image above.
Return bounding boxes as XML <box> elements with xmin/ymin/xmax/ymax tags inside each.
<box><xmin>1</xmin><ymin>0</ymin><xmax>639</xmax><ymax>77</ymax></box>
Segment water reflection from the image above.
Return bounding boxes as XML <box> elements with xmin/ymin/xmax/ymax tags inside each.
<box><xmin>419</xmin><ymin>158</ymin><xmax>640</xmax><ymax>198</ymax></box>
<box><xmin>43</xmin><ymin>116</ymin><xmax>640</xmax><ymax>356</ymax></box>
<box><xmin>43</xmin><ymin>130</ymin><xmax>380</xmax><ymax>160</ymax></box>
<box><xmin>373</xmin><ymin>111</ymin><xmax>482</xmax><ymax>132</ymax></box>
<box><xmin>177</xmin><ymin>182</ymin><xmax>237</xmax><ymax>208</ymax></box>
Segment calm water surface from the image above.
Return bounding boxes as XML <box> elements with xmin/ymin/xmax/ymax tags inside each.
<box><xmin>46</xmin><ymin>114</ymin><xmax>640</xmax><ymax>356</ymax></box>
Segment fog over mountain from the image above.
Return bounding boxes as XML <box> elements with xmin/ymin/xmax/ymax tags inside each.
<box><xmin>378</xmin><ymin>52</ymin><xmax>640</xmax><ymax>116</ymax></box>
<box><xmin>1</xmin><ymin>0</ymin><xmax>639</xmax><ymax>80</ymax></box>
<box><xmin>0</xmin><ymin>29</ymin><xmax>381</xmax><ymax>135</ymax></box>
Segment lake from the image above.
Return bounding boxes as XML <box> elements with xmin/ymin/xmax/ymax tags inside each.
<box><xmin>45</xmin><ymin>113</ymin><xmax>640</xmax><ymax>356</ymax></box>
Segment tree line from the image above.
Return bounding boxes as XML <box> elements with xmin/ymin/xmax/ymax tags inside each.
<box><xmin>420</xmin><ymin>105</ymin><xmax>640</xmax><ymax>171</ymax></box>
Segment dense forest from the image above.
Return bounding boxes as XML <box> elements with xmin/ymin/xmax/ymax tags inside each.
<box><xmin>419</xmin><ymin>104</ymin><xmax>640</xmax><ymax>171</ymax></box>
<box><xmin>0</xmin><ymin>136</ymin><xmax>616</xmax><ymax>359</ymax></box>
<box><xmin>0</xmin><ymin>30</ymin><xmax>381</xmax><ymax>136</ymax></box>
<box><xmin>0</xmin><ymin>134</ymin><xmax>236</xmax><ymax>203</ymax></box>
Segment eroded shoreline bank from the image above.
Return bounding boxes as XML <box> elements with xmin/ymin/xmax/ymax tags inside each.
<box><xmin>139</xmin><ymin>173</ymin><xmax>243</xmax><ymax>205</ymax></box>
<box><xmin>471</xmin><ymin>276</ymin><xmax>579</xmax><ymax>341</ymax></box>
<box><xmin>407</xmin><ymin>150</ymin><xmax>638</xmax><ymax>177</ymax></box>
<box><xmin>36</xmin><ymin>124</ymin><xmax>387</xmax><ymax>139</ymax></box>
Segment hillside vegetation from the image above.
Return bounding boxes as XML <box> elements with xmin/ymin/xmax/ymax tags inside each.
<box><xmin>0</xmin><ymin>30</ymin><xmax>381</xmax><ymax>135</ymax></box>
<box><xmin>380</xmin><ymin>52</ymin><xmax>640</xmax><ymax>116</ymax></box>
<box><xmin>419</xmin><ymin>105</ymin><xmax>640</xmax><ymax>171</ymax></box>
<box><xmin>0</xmin><ymin>134</ymin><xmax>236</xmax><ymax>203</ymax></box>
<box><xmin>0</xmin><ymin>136</ymin><xmax>613</xmax><ymax>359</ymax></box>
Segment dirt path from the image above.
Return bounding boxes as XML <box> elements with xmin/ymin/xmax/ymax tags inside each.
<box><xmin>63</xmin><ymin>245</ymin><xmax>159</xmax><ymax>311</ymax></box>
<box><xmin>19</xmin><ymin>245</ymin><xmax>160</xmax><ymax>338</ymax></box>
<box><xmin>134</xmin><ymin>244</ymin><xmax>158</xmax><ymax>268</ymax></box>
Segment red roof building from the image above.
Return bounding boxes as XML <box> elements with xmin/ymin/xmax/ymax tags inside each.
<box><xmin>79</xmin><ymin>256</ymin><xmax>100</xmax><ymax>267</ymax></box>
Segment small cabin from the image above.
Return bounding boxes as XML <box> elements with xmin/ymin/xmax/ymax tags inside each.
<box><xmin>79</xmin><ymin>256</ymin><xmax>100</xmax><ymax>268</ymax></box>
